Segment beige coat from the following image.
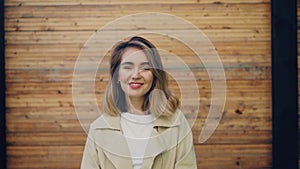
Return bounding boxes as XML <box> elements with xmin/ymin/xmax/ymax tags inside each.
<box><xmin>81</xmin><ymin>109</ymin><xmax>197</xmax><ymax>169</ymax></box>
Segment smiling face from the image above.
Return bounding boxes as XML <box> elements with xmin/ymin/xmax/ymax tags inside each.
<box><xmin>118</xmin><ymin>47</ymin><xmax>154</xmax><ymax>101</ymax></box>
<box><xmin>104</xmin><ymin>36</ymin><xmax>179</xmax><ymax>116</ymax></box>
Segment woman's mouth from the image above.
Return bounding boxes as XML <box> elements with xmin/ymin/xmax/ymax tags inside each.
<box><xmin>129</xmin><ymin>82</ymin><xmax>144</xmax><ymax>89</ymax></box>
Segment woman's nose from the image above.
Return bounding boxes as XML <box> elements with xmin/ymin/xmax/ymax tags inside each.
<box><xmin>131</xmin><ymin>68</ymin><xmax>141</xmax><ymax>79</ymax></box>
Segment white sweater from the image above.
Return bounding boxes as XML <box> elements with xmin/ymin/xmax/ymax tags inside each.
<box><xmin>120</xmin><ymin>112</ymin><xmax>155</xmax><ymax>169</ymax></box>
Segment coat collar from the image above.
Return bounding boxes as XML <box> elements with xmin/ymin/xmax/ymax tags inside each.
<box><xmin>89</xmin><ymin>109</ymin><xmax>183</xmax><ymax>169</ymax></box>
<box><xmin>91</xmin><ymin>109</ymin><xmax>181</xmax><ymax>131</ymax></box>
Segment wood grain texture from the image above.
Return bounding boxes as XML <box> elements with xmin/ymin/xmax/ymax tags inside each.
<box><xmin>4</xmin><ymin>0</ymin><xmax>270</xmax><ymax>6</ymax></box>
<box><xmin>6</xmin><ymin>144</ymin><xmax>272</xmax><ymax>169</ymax></box>
<box><xmin>5</xmin><ymin>0</ymin><xmax>272</xmax><ymax>168</ymax></box>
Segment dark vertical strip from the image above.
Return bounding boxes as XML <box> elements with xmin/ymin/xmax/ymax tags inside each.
<box><xmin>272</xmin><ymin>0</ymin><xmax>298</xmax><ymax>169</ymax></box>
<box><xmin>0</xmin><ymin>0</ymin><xmax>6</xmax><ymax>168</ymax></box>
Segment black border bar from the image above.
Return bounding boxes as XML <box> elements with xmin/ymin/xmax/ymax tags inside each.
<box><xmin>0</xmin><ymin>0</ymin><xmax>6</xmax><ymax>168</ymax></box>
<box><xmin>272</xmin><ymin>0</ymin><xmax>298</xmax><ymax>168</ymax></box>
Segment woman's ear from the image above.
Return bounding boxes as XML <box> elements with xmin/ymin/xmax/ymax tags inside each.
<box><xmin>116</xmin><ymin>76</ymin><xmax>120</xmax><ymax>84</ymax></box>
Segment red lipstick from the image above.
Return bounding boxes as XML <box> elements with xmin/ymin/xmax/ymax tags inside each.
<box><xmin>129</xmin><ymin>82</ymin><xmax>143</xmax><ymax>89</ymax></box>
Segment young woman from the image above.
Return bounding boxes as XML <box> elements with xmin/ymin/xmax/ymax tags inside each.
<box><xmin>81</xmin><ymin>36</ymin><xmax>197</xmax><ymax>169</ymax></box>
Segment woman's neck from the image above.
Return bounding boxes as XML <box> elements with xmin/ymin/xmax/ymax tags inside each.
<box><xmin>126</xmin><ymin>96</ymin><xmax>146</xmax><ymax>115</ymax></box>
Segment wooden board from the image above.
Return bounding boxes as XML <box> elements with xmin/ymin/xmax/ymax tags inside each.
<box><xmin>6</xmin><ymin>144</ymin><xmax>272</xmax><ymax>169</ymax></box>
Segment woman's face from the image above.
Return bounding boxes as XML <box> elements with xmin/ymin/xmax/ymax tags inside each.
<box><xmin>118</xmin><ymin>47</ymin><xmax>154</xmax><ymax>100</ymax></box>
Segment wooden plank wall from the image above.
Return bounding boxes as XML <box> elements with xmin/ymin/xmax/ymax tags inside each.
<box><xmin>4</xmin><ymin>0</ymin><xmax>272</xmax><ymax>168</ymax></box>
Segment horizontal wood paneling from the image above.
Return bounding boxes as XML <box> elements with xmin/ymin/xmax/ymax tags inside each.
<box><xmin>5</xmin><ymin>69</ymin><xmax>271</xmax><ymax>83</ymax></box>
<box><xmin>6</xmin><ymin>144</ymin><xmax>272</xmax><ymax>169</ymax></box>
<box><xmin>5</xmin><ymin>0</ymin><xmax>272</xmax><ymax>168</ymax></box>
<box><xmin>4</xmin><ymin>30</ymin><xmax>270</xmax><ymax>45</ymax></box>
<box><xmin>5</xmin><ymin>0</ymin><xmax>270</xmax><ymax>6</ymax></box>
<box><xmin>7</xmin><ymin>129</ymin><xmax>272</xmax><ymax>146</ymax></box>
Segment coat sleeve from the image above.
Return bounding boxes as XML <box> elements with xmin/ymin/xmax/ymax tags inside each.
<box><xmin>81</xmin><ymin>130</ymin><xmax>101</xmax><ymax>169</ymax></box>
<box><xmin>174</xmin><ymin>111</ymin><xmax>198</xmax><ymax>169</ymax></box>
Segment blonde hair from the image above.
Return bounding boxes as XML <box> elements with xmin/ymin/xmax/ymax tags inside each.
<box><xmin>103</xmin><ymin>36</ymin><xmax>179</xmax><ymax>117</ymax></box>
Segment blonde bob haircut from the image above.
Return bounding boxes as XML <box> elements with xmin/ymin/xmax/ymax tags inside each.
<box><xmin>103</xmin><ymin>36</ymin><xmax>180</xmax><ymax>117</ymax></box>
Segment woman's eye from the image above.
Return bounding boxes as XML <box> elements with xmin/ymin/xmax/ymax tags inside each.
<box><xmin>122</xmin><ymin>66</ymin><xmax>132</xmax><ymax>70</ymax></box>
<box><xmin>140</xmin><ymin>66</ymin><xmax>151</xmax><ymax>71</ymax></box>
<box><xmin>141</xmin><ymin>67</ymin><xmax>150</xmax><ymax>71</ymax></box>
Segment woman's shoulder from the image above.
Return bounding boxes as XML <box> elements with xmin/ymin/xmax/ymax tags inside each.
<box><xmin>175</xmin><ymin>109</ymin><xmax>190</xmax><ymax>123</ymax></box>
<box><xmin>153</xmin><ymin>109</ymin><xmax>187</xmax><ymax>127</ymax></box>
<box><xmin>171</xmin><ymin>109</ymin><xmax>187</xmax><ymax>121</ymax></box>
<box><xmin>89</xmin><ymin>113</ymin><xmax>121</xmax><ymax>130</ymax></box>
<box><xmin>173</xmin><ymin>109</ymin><xmax>193</xmax><ymax>130</ymax></box>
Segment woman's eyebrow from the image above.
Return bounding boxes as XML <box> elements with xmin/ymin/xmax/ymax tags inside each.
<box><xmin>120</xmin><ymin>62</ymin><xmax>150</xmax><ymax>66</ymax></box>
<box><xmin>120</xmin><ymin>62</ymin><xmax>134</xmax><ymax>65</ymax></box>
<box><xmin>140</xmin><ymin>62</ymin><xmax>150</xmax><ymax>66</ymax></box>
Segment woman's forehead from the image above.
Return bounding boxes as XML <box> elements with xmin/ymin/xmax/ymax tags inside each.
<box><xmin>121</xmin><ymin>47</ymin><xmax>149</xmax><ymax>63</ymax></box>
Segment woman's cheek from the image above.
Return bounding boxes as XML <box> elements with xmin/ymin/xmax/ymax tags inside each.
<box><xmin>118</xmin><ymin>71</ymin><xmax>129</xmax><ymax>82</ymax></box>
<box><xmin>144</xmin><ymin>72</ymin><xmax>153</xmax><ymax>81</ymax></box>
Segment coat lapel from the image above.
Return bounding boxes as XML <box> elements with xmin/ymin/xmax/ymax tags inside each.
<box><xmin>142</xmin><ymin>110</ymin><xmax>181</xmax><ymax>168</ymax></box>
<box><xmin>91</xmin><ymin>110</ymin><xmax>182</xmax><ymax>169</ymax></box>
<box><xmin>92</xmin><ymin>114</ymin><xmax>133</xmax><ymax>168</ymax></box>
